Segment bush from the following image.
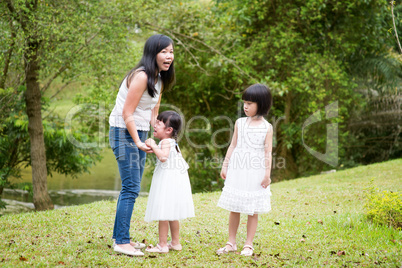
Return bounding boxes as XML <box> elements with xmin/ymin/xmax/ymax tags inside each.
<box><xmin>365</xmin><ymin>183</ymin><xmax>402</xmax><ymax>230</ymax></box>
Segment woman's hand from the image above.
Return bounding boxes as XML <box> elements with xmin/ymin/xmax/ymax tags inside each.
<box><xmin>261</xmin><ymin>177</ymin><xmax>271</xmax><ymax>189</ymax></box>
<box><xmin>136</xmin><ymin>141</ymin><xmax>153</xmax><ymax>153</ymax></box>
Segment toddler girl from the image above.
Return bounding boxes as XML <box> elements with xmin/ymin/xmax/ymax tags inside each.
<box><xmin>144</xmin><ymin>111</ymin><xmax>195</xmax><ymax>253</ymax></box>
<box><xmin>217</xmin><ymin>84</ymin><xmax>273</xmax><ymax>256</ymax></box>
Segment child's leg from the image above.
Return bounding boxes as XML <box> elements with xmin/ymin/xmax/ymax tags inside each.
<box><xmin>169</xmin><ymin>220</ymin><xmax>180</xmax><ymax>246</ymax></box>
<box><xmin>228</xmin><ymin>212</ymin><xmax>241</xmax><ymax>246</ymax></box>
<box><xmin>158</xmin><ymin>221</ymin><xmax>169</xmax><ymax>247</ymax></box>
<box><xmin>245</xmin><ymin>214</ymin><xmax>258</xmax><ymax>246</ymax></box>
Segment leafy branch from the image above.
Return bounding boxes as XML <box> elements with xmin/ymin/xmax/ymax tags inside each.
<box><xmin>391</xmin><ymin>1</ymin><xmax>402</xmax><ymax>53</ymax></box>
<box><xmin>145</xmin><ymin>22</ymin><xmax>257</xmax><ymax>82</ymax></box>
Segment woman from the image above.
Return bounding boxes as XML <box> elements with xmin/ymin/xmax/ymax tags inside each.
<box><xmin>109</xmin><ymin>34</ymin><xmax>175</xmax><ymax>256</ymax></box>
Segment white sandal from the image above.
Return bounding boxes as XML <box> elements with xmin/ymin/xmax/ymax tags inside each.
<box><xmin>114</xmin><ymin>245</ymin><xmax>144</xmax><ymax>256</ymax></box>
<box><xmin>240</xmin><ymin>245</ymin><xmax>254</xmax><ymax>256</ymax></box>
<box><xmin>216</xmin><ymin>242</ymin><xmax>237</xmax><ymax>255</ymax></box>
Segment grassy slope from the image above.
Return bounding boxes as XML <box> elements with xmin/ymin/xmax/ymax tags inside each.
<box><xmin>1</xmin><ymin>159</ymin><xmax>401</xmax><ymax>267</ymax></box>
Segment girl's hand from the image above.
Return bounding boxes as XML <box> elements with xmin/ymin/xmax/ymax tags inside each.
<box><xmin>220</xmin><ymin>166</ymin><xmax>228</xmax><ymax>180</ymax></box>
<box><xmin>136</xmin><ymin>141</ymin><xmax>153</xmax><ymax>153</ymax></box>
<box><xmin>145</xmin><ymin>138</ymin><xmax>157</xmax><ymax>148</ymax></box>
<box><xmin>261</xmin><ymin>177</ymin><xmax>271</xmax><ymax>189</ymax></box>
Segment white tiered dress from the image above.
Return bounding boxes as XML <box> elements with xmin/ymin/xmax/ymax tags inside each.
<box><xmin>145</xmin><ymin>139</ymin><xmax>195</xmax><ymax>222</ymax></box>
<box><xmin>217</xmin><ymin>117</ymin><xmax>272</xmax><ymax>216</ymax></box>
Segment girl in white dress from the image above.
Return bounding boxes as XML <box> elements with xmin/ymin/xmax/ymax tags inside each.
<box><xmin>217</xmin><ymin>84</ymin><xmax>273</xmax><ymax>256</ymax></box>
<box><xmin>144</xmin><ymin>111</ymin><xmax>195</xmax><ymax>253</ymax></box>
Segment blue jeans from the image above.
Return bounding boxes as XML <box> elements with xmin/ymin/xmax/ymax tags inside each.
<box><xmin>109</xmin><ymin>126</ymin><xmax>148</xmax><ymax>244</ymax></box>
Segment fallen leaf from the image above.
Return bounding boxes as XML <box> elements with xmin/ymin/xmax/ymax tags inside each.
<box><xmin>19</xmin><ymin>256</ymin><xmax>27</xmax><ymax>261</ymax></box>
<box><xmin>305</xmin><ymin>203</ymin><xmax>309</xmax><ymax>205</ymax></box>
<box><xmin>337</xmin><ymin>251</ymin><xmax>345</xmax><ymax>256</ymax></box>
<box><xmin>9</xmin><ymin>240</ymin><xmax>15</xmax><ymax>246</ymax></box>
<box><xmin>274</xmin><ymin>221</ymin><xmax>280</xmax><ymax>225</ymax></box>
<box><xmin>308</xmin><ymin>249</ymin><xmax>313</xmax><ymax>252</ymax></box>
<box><xmin>302</xmin><ymin>234</ymin><xmax>307</xmax><ymax>238</ymax></box>
<box><xmin>317</xmin><ymin>219</ymin><xmax>323</xmax><ymax>225</ymax></box>
<box><xmin>142</xmin><ymin>239</ymin><xmax>147</xmax><ymax>244</ymax></box>
<box><xmin>87</xmin><ymin>240</ymin><xmax>92</xmax><ymax>244</ymax></box>
<box><xmin>58</xmin><ymin>261</ymin><xmax>65</xmax><ymax>265</ymax></box>
<box><xmin>333</xmin><ymin>211</ymin><xmax>337</xmax><ymax>214</ymax></box>
<box><xmin>300</xmin><ymin>238</ymin><xmax>305</xmax><ymax>242</ymax></box>
<box><xmin>306</xmin><ymin>222</ymin><xmax>311</xmax><ymax>225</ymax></box>
<box><xmin>330</xmin><ymin>251</ymin><xmax>337</xmax><ymax>255</ymax></box>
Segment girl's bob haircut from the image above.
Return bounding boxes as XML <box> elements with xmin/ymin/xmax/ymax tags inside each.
<box><xmin>157</xmin><ymin>110</ymin><xmax>182</xmax><ymax>138</ymax></box>
<box><xmin>242</xmin><ymin>84</ymin><xmax>272</xmax><ymax>116</ymax></box>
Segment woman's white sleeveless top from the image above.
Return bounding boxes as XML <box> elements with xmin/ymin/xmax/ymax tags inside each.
<box><xmin>109</xmin><ymin>71</ymin><xmax>161</xmax><ymax>131</ymax></box>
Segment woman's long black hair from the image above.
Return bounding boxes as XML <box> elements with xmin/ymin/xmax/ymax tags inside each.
<box><xmin>125</xmin><ymin>34</ymin><xmax>175</xmax><ymax>97</ymax></box>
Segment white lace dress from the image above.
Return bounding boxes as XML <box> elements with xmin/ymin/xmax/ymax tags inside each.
<box><xmin>217</xmin><ymin>117</ymin><xmax>272</xmax><ymax>215</ymax></box>
<box><xmin>145</xmin><ymin>139</ymin><xmax>195</xmax><ymax>222</ymax></box>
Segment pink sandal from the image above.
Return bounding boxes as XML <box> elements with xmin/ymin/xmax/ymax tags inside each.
<box><xmin>216</xmin><ymin>242</ymin><xmax>237</xmax><ymax>255</ymax></box>
<box><xmin>168</xmin><ymin>242</ymin><xmax>182</xmax><ymax>251</ymax></box>
<box><xmin>145</xmin><ymin>244</ymin><xmax>169</xmax><ymax>254</ymax></box>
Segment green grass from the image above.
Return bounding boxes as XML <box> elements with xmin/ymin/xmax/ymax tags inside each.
<box><xmin>1</xmin><ymin>159</ymin><xmax>401</xmax><ymax>267</ymax></box>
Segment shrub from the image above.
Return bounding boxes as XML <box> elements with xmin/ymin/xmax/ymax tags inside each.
<box><xmin>365</xmin><ymin>183</ymin><xmax>402</xmax><ymax>230</ymax></box>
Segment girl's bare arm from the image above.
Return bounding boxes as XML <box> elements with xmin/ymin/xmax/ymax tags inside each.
<box><xmin>220</xmin><ymin>120</ymin><xmax>239</xmax><ymax>180</ymax></box>
<box><xmin>261</xmin><ymin>124</ymin><xmax>273</xmax><ymax>187</ymax></box>
<box><xmin>146</xmin><ymin>139</ymin><xmax>171</xmax><ymax>162</ymax></box>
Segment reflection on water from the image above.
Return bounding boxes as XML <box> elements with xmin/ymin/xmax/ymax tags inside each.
<box><xmin>1</xmin><ymin>150</ymin><xmax>152</xmax><ymax>215</ymax></box>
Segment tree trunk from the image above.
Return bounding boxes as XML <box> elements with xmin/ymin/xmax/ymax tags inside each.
<box><xmin>278</xmin><ymin>92</ymin><xmax>298</xmax><ymax>179</ymax></box>
<box><xmin>24</xmin><ymin>41</ymin><xmax>54</xmax><ymax>211</ymax></box>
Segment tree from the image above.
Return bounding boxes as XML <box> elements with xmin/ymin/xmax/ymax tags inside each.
<box><xmin>138</xmin><ymin>0</ymin><xmax>399</xmax><ymax>187</ymax></box>
<box><xmin>0</xmin><ymin>0</ymin><xmax>147</xmax><ymax>210</ymax></box>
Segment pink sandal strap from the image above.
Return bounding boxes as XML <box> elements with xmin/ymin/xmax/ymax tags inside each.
<box><xmin>243</xmin><ymin>245</ymin><xmax>254</xmax><ymax>250</ymax></box>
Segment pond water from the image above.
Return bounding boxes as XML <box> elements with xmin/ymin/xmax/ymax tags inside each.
<box><xmin>1</xmin><ymin>150</ymin><xmax>152</xmax><ymax>215</ymax></box>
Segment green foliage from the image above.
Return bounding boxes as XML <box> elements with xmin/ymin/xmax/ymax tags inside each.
<box><xmin>1</xmin><ymin>0</ymin><xmax>400</xmax><ymax>196</ymax></box>
<box><xmin>143</xmin><ymin>0</ymin><xmax>399</xmax><ymax>190</ymax></box>
<box><xmin>0</xmin><ymin>86</ymin><xmax>102</xmax><ymax>207</ymax></box>
<box><xmin>365</xmin><ymin>182</ymin><xmax>402</xmax><ymax>230</ymax></box>
<box><xmin>0</xmin><ymin>0</ymin><xmax>152</xmax><ymax>208</ymax></box>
